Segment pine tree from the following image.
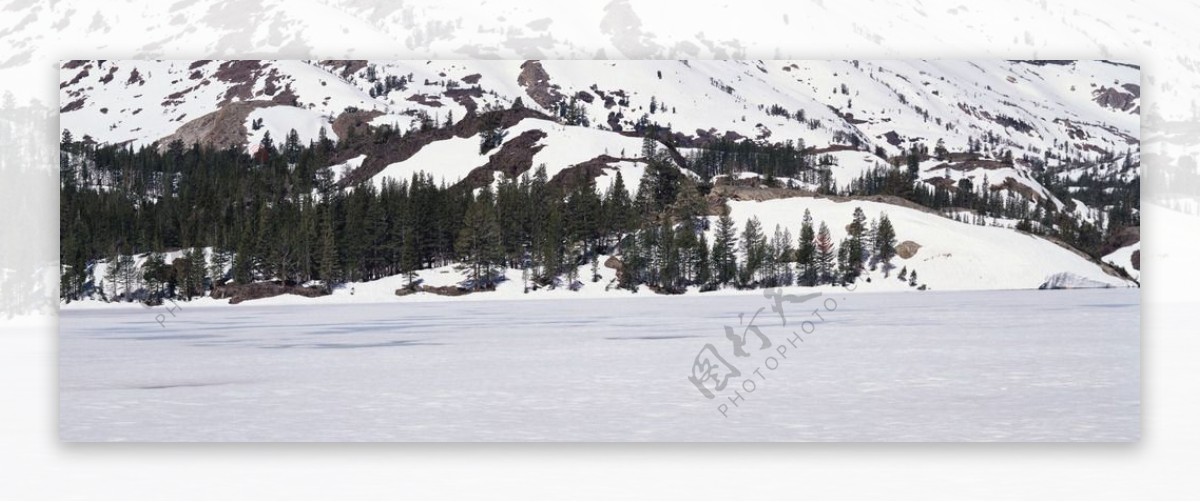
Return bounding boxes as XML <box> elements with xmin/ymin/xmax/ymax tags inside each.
<box><xmin>659</xmin><ymin>219</ymin><xmax>682</xmax><ymax>293</ymax></box>
<box><xmin>495</xmin><ymin>174</ymin><xmax>525</xmax><ymax>267</ymax></box>
<box><xmin>711</xmin><ymin>213</ymin><xmax>738</xmax><ymax>286</ymax></box>
<box><xmin>767</xmin><ymin>225</ymin><xmax>789</xmax><ymax>287</ymax></box>
<box><xmin>208</xmin><ymin>248</ymin><xmax>230</xmax><ymax>287</ymax></box>
<box><xmin>635</xmin><ymin>157</ymin><xmax>680</xmax><ymax>216</ymax></box>
<box><xmin>185</xmin><ymin>247</ymin><xmax>207</xmax><ymax>299</ymax></box>
<box><xmin>103</xmin><ymin>251</ymin><xmax>135</xmax><ymax>302</ymax></box>
<box><xmin>906</xmin><ymin>145</ymin><xmax>921</xmax><ymax>184</ymax></box>
<box><xmin>232</xmin><ymin>220</ymin><xmax>255</xmax><ymax>285</ymax></box>
<box><xmin>603</xmin><ymin>171</ymin><xmax>635</xmax><ymax>246</ymax></box>
<box><xmin>779</xmin><ymin>227</ymin><xmax>795</xmax><ymax>286</ymax></box>
<box><xmin>141</xmin><ymin>251</ymin><xmax>168</xmax><ymax>302</ymax></box>
<box><xmin>119</xmin><ymin>254</ymin><xmax>139</xmax><ymax>302</ymax></box>
<box><xmin>836</xmin><ymin>238</ymin><xmax>854</xmax><ymax>285</ymax></box>
<box><xmin>815</xmin><ymin>221</ymin><xmax>835</xmax><ymax>284</ymax></box>
<box><xmin>848</xmin><ymin>206</ymin><xmax>868</xmax><ymax>275</ymax></box>
<box><xmin>618</xmin><ymin>230</ymin><xmax>645</xmax><ymax>291</ymax></box>
<box><xmin>866</xmin><ymin>217</ymin><xmax>879</xmax><ymax>268</ymax></box>
<box><xmin>876</xmin><ymin>213</ymin><xmax>897</xmax><ymax>271</ymax></box>
<box><xmin>537</xmin><ymin>197</ymin><xmax>564</xmax><ymax>286</ymax></box>
<box><xmin>695</xmin><ymin>232</ymin><xmax>711</xmax><ymax>287</ymax></box>
<box><xmin>641</xmin><ymin>135</ymin><xmax>658</xmax><ymax>160</ymax></box>
<box><xmin>456</xmin><ymin>186</ymin><xmax>502</xmax><ymax>290</ymax></box>
<box><xmin>565</xmin><ymin>177</ymin><xmax>603</xmax><ymax>256</ymax></box>
<box><xmin>674</xmin><ymin>217</ymin><xmax>701</xmax><ymax>286</ymax></box>
<box><xmin>363</xmin><ymin>186</ymin><xmax>388</xmax><ymax>279</ymax></box>
<box><xmin>319</xmin><ymin>205</ymin><xmax>339</xmax><ymax>292</ymax></box>
<box><xmin>399</xmin><ymin>203</ymin><xmax>419</xmax><ymax>290</ymax></box>
<box><xmin>738</xmin><ymin>216</ymin><xmax>766</xmax><ymax>288</ymax></box>
<box><xmin>797</xmin><ymin>209</ymin><xmax>816</xmax><ymax>286</ymax></box>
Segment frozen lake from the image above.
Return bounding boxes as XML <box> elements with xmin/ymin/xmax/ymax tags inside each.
<box><xmin>59</xmin><ymin>288</ymin><xmax>1139</xmax><ymax>441</ymax></box>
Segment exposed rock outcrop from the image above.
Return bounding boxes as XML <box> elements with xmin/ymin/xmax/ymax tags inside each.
<box><xmin>211</xmin><ymin>282</ymin><xmax>329</xmax><ymax>304</ymax></box>
<box><xmin>896</xmin><ymin>241</ymin><xmax>921</xmax><ymax>259</ymax></box>
<box><xmin>517</xmin><ymin>60</ymin><xmax>564</xmax><ymax>109</ymax></box>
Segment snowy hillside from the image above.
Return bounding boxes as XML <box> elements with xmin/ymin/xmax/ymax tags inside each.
<box><xmin>368</xmin><ymin>117</ymin><xmax>651</xmax><ymax>192</ymax></box>
<box><xmin>60</xmin><ymin>60</ymin><xmax>1140</xmax><ymax>221</ymax></box>
<box><xmin>61</xmin><ymin>59</ymin><xmax>1138</xmax><ymax>170</ymax></box>
<box><xmin>716</xmin><ymin>196</ymin><xmax>1133</xmax><ymax>291</ymax></box>
<box><xmin>59</xmin><ymin>59</ymin><xmax>1140</xmax><ymax>306</ymax></box>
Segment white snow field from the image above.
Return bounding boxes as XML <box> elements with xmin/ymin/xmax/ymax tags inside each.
<box><xmin>717</xmin><ymin>197</ymin><xmax>1136</xmax><ymax>291</ymax></box>
<box><xmin>59</xmin><ymin>288</ymin><xmax>1139</xmax><ymax>442</ymax></box>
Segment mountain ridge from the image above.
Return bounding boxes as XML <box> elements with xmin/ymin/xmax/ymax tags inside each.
<box><xmin>58</xmin><ymin>59</ymin><xmax>1141</xmax><ymax>304</ymax></box>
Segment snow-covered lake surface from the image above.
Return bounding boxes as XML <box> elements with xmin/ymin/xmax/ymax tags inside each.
<box><xmin>59</xmin><ymin>288</ymin><xmax>1139</xmax><ymax>442</ymax></box>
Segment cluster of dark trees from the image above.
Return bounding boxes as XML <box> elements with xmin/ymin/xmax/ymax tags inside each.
<box><xmin>684</xmin><ymin>137</ymin><xmax>825</xmax><ymax>181</ymax></box>
<box><xmin>52</xmin><ymin>123</ymin><xmax>637</xmax><ymax>301</ymax></box>
<box><xmin>619</xmin><ymin>205</ymin><xmax>908</xmax><ymax>294</ymax></box>
<box><xmin>59</xmin><ymin>125</ymin><xmax>648</xmax><ymax>302</ymax></box>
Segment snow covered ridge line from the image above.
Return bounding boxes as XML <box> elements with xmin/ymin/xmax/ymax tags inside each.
<box><xmin>60</xmin><ymin>59</ymin><xmax>1139</xmax><ymax>158</ymax></box>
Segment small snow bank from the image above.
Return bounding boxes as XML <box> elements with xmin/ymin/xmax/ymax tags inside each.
<box><xmin>1039</xmin><ymin>272</ymin><xmax>1114</xmax><ymax>290</ymax></box>
<box><xmin>328</xmin><ymin>154</ymin><xmax>366</xmax><ymax>185</ymax></box>
<box><xmin>1103</xmin><ymin>242</ymin><xmax>1140</xmax><ymax>281</ymax></box>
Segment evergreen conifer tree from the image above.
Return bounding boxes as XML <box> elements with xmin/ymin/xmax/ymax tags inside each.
<box><xmin>711</xmin><ymin>213</ymin><xmax>738</xmax><ymax>287</ymax></box>
<box><xmin>815</xmin><ymin>221</ymin><xmax>835</xmax><ymax>284</ymax></box>
<box><xmin>797</xmin><ymin>209</ymin><xmax>816</xmax><ymax>286</ymax></box>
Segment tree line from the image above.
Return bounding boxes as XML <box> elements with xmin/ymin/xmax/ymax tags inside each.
<box><xmin>60</xmin><ymin>128</ymin><xmax>913</xmax><ymax>303</ymax></box>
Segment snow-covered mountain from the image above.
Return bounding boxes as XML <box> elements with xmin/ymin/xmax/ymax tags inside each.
<box><xmin>59</xmin><ymin>59</ymin><xmax>1140</xmax><ymax>299</ymax></box>
<box><xmin>61</xmin><ymin>60</ymin><xmax>1138</xmax><ymax>179</ymax></box>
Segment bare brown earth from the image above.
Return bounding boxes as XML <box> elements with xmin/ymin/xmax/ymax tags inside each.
<box><xmin>547</xmin><ymin>154</ymin><xmax>642</xmax><ymax>191</ymax></box>
<box><xmin>458</xmin><ymin>129</ymin><xmax>548</xmax><ymax>189</ymax></box>
<box><xmin>212</xmin><ymin>60</ymin><xmax>269</xmax><ymax>105</ymax></box>
<box><xmin>995</xmin><ymin>176</ymin><xmax>1044</xmax><ymax>203</ymax></box>
<box><xmin>156</xmin><ymin>100</ymin><xmax>276</xmax><ymax>151</ymax></box>
<box><xmin>1093</xmin><ymin>85</ymin><xmax>1139</xmax><ymax>112</ymax></box>
<box><xmin>331</xmin><ymin>109</ymin><xmax>384</xmax><ymax>140</ymax></box>
<box><xmin>318</xmin><ymin>60</ymin><xmax>369</xmax><ymax>78</ymax></box>
<box><xmin>336</xmin><ymin>106</ymin><xmax>554</xmax><ymax>187</ymax></box>
<box><xmin>444</xmin><ymin>87</ymin><xmax>485</xmax><ymax>114</ymax></box>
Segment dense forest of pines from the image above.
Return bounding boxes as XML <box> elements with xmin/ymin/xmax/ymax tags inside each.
<box><xmin>59</xmin><ymin>127</ymin><xmax>919</xmax><ymax>303</ymax></box>
<box><xmin>60</xmin><ymin>106</ymin><xmax>1134</xmax><ymax>303</ymax></box>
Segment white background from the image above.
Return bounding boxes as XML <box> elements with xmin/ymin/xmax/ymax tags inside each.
<box><xmin>3</xmin><ymin>1</ymin><xmax>1200</xmax><ymax>499</ymax></box>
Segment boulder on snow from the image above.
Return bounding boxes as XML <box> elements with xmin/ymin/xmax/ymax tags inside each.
<box><xmin>896</xmin><ymin>240</ymin><xmax>921</xmax><ymax>259</ymax></box>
